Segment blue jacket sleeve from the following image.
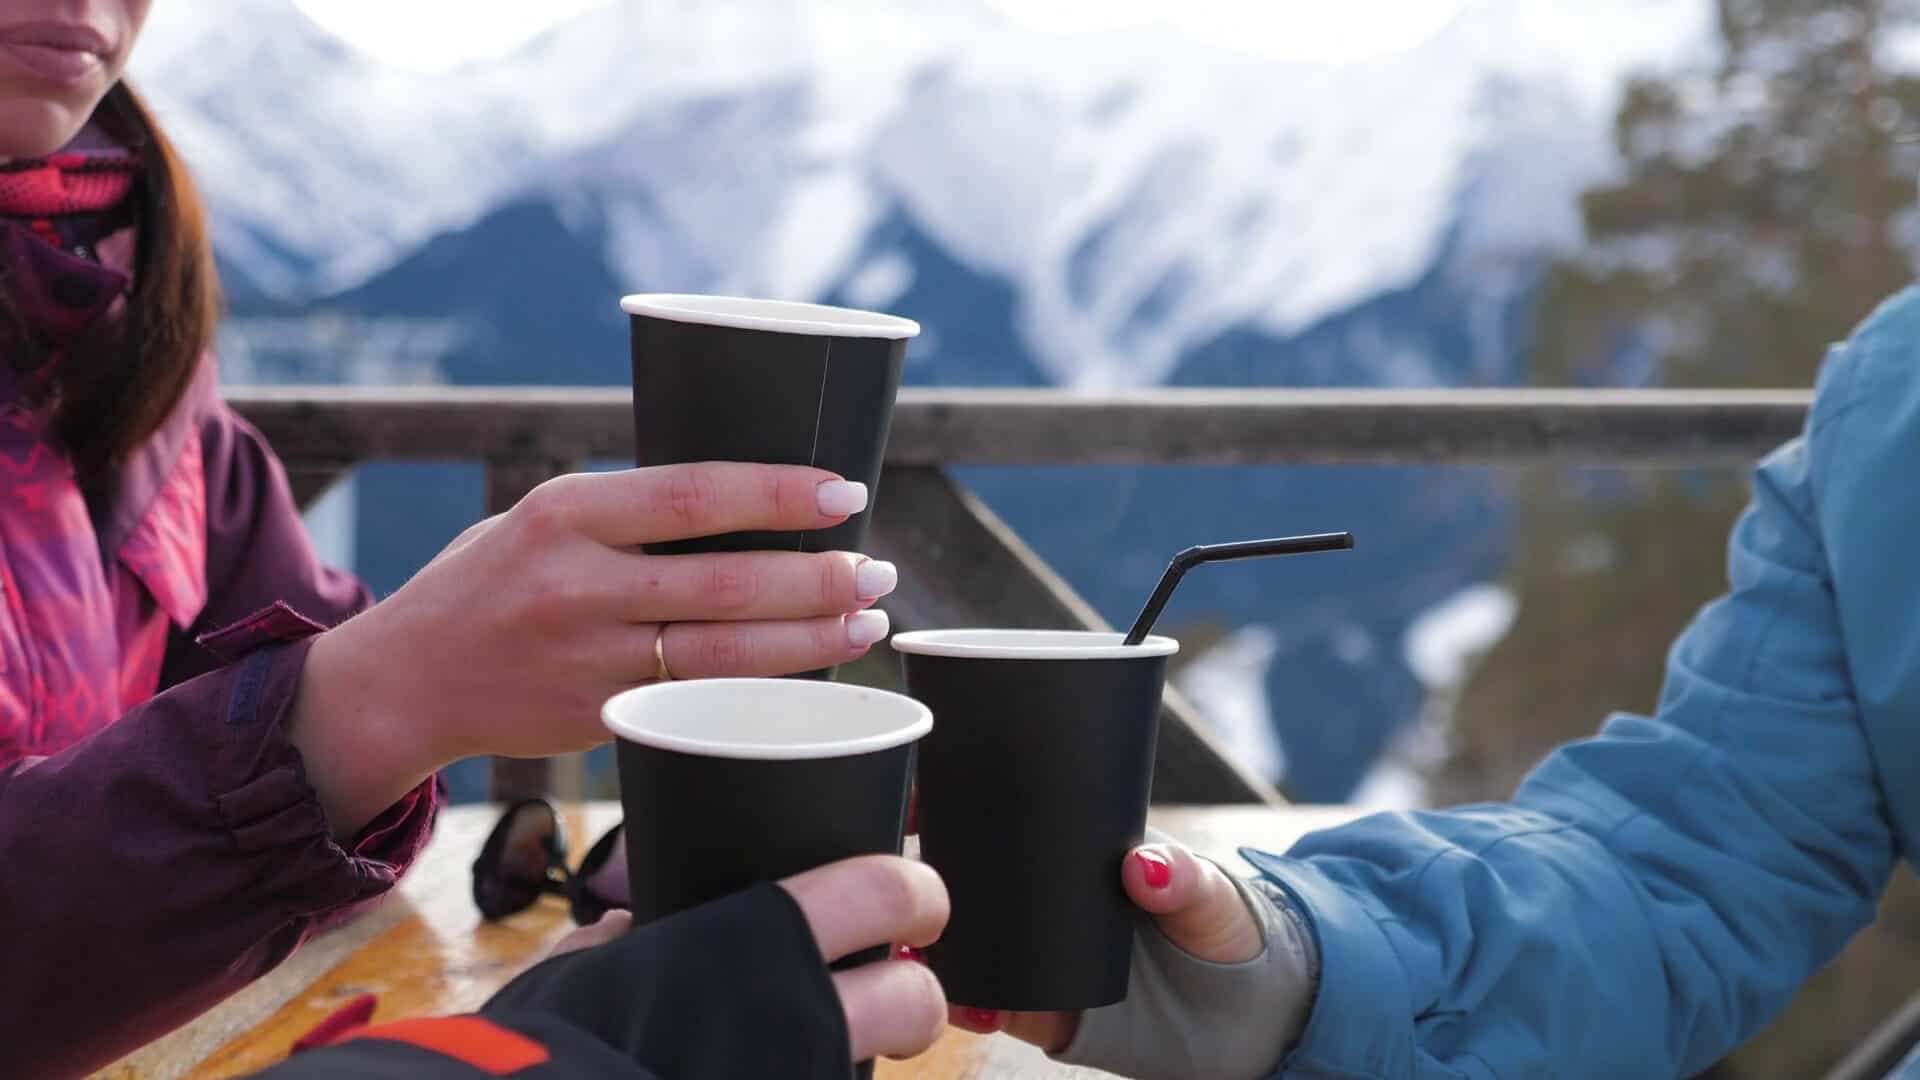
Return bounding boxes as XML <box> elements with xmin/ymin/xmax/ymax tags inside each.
<box><xmin>1246</xmin><ymin>288</ymin><xmax>1920</xmax><ymax>1078</ymax></box>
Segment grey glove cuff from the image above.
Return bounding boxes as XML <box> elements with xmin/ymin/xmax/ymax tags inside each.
<box><xmin>1050</xmin><ymin>858</ymin><xmax>1320</xmax><ymax>1080</ymax></box>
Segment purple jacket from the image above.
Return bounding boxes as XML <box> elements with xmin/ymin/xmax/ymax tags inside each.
<box><xmin>0</xmin><ymin>215</ymin><xmax>439</xmax><ymax>1076</ymax></box>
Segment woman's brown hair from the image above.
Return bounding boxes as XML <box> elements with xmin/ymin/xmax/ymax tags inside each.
<box><xmin>7</xmin><ymin>80</ymin><xmax>221</xmax><ymax>483</ymax></box>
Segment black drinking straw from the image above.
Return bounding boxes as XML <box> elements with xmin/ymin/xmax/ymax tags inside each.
<box><xmin>1123</xmin><ymin>533</ymin><xmax>1356</xmax><ymax>646</ymax></box>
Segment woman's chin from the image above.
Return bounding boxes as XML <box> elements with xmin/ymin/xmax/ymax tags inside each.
<box><xmin>0</xmin><ymin>94</ymin><xmax>94</xmax><ymax>161</ymax></box>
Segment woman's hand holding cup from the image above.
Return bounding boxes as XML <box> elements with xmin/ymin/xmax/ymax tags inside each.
<box><xmin>292</xmin><ymin>461</ymin><xmax>896</xmax><ymax>835</ymax></box>
<box><xmin>955</xmin><ymin>842</ymin><xmax>1314</xmax><ymax>1080</ymax></box>
<box><xmin>953</xmin><ymin>842</ymin><xmax>1262</xmax><ymax>1048</ymax></box>
<box><xmin>782</xmin><ymin>856</ymin><xmax>952</xmax><ymax>1062</ymax></box>
<box><xmin>526</xmin><ymin>855</ymin><xmax>951</xmax><ymax>1068</ymax></box>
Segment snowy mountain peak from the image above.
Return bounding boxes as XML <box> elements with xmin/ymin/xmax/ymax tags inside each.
<box><xmin>135</xmin><ymin>0</ymin><xmax>1710</xmax><ymax>386</ymax></box>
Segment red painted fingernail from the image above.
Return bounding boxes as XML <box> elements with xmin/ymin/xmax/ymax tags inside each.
<box><xmin>961</xmin><ymin>1007</ymin><xmax>1002</xmax><ymax>1032</ymax></box>
<box><xmin>895</xmin><ymin>944</ymin><xmax>926</xmax><ymax>963</ymax></box>
<box><xmin>1135</xmin><ymin>849</ymin><xmax>1172</xmax><ymax>889</ymax></box>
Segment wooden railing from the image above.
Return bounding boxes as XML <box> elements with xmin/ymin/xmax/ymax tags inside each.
<box><xmin>233</xmin><ymin>385</ymin><xmax>1811</xmax><ymax>467</ymax></box>
<box><xmin>230</xmin><ymin>386</ymin><xmax>1813</xmax><ymax>807</ymax></box>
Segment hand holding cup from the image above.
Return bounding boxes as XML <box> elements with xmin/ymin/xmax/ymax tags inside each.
<box><xmin>294</xmin><ymin>462</ymin><xmax>894</xmax><ymax>834</ymax></box>
<box><xmin>957</xmin><ymin>842</ymin><xmax>1313</xmax><ymax>1080</ymax></box>
<box><xmin>951</xmin><ymin>841</ymin><xmax>1264</xmax><ymax>1049</ymax></box>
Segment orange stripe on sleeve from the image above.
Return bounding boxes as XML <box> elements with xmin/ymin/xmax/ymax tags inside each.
<box><xmin>346</xmin><ymin>1016</ymin><xmax>551</xmax><ymax>1075</ymax></box>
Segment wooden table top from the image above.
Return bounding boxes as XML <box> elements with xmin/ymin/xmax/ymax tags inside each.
<box><xmin>97</xmin><ymin>802</ymin><xmax>1366</xmax><ymax>1079</ymax></box>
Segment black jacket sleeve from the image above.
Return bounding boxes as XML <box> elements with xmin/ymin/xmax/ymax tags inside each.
<box><xmin>249</xmin><ymin>882</ymin><xmax>853</xmax><ymax>1080</ymax></box>
<box><xmin>245</xmin><ymin>1013</ymin><xmax>665</xmax><ymax>1080</ymax></box>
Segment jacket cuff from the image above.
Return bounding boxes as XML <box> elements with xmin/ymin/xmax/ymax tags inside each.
<box><xmin>484</xmin><ymin>882</ymin><xmax>851</xmax><ymax>1078</ymax></box>
<box><xmin>1241</xmin><ymin>848</ymin><xmax>1417</xmax><ymax>1078</ymax></box>
<box><xmin>196</xmin><ymin>600</ymin><xmax>332</xmax><ymax>661</ymax></box>
<box><xmin>209</xmin><ymin>637</ymin><xmax>439</xmax><ymax>919</ymax></box>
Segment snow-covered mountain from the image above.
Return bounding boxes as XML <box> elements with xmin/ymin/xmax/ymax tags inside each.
<box><xmin>134</xmin><ymin>0</ymin><xmax>1708</xmax><ymax>387</ymax></box>
<box><xmin>127</xmin><ymin>0</ymin><xmax>1715</xmax><ymax>799</ymax></box>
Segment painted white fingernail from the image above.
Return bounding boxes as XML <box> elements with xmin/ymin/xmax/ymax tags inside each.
<box><xmin>817</xmin><ymin>480</ymin><xmax>869</xmax><ymax>517</ymax></box>
<box><xmin>846</xmin><ymin>609</ymin><xmax>890</xmax><ymax>648</ymax></box>
<box><xmin>855</xmin><ymin>560</ymin><xmax>898</xmax><ymax>600</ymax></box>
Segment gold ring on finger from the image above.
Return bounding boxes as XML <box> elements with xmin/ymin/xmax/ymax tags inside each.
<box><xmin>653</xmin><ymin>627</ymin><xmax>676</xmax><ymax>683</ymax></box>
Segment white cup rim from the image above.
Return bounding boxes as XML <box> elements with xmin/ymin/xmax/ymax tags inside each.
<box><xmin>889</xmin><ymin>629</ymin><xmax>1179</xmax><ymax>660</ymax></box>
<box><xmin>620</xmin><ymin>293</ymin><xmax>921</xmax><ymax>340</ymax></box>
<box><xmin>602</xmin><ymin>677</ymin><xmax>932</xmax><ymax>760</ymax></box>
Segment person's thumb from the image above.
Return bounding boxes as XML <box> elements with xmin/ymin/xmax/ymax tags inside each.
<box><xmin>1121</xmin><ymin>844</ymin><xmax>1261</xmax><ymax>964</ymax></box>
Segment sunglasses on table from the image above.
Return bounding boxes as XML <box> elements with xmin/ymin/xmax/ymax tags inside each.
<box><xmin>471</xmin><ymin>798</ymin><xmax>624</xmax><ymax>927</ymax></box>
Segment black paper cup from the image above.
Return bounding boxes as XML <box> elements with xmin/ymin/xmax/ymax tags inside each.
<box><xmin>605</xmin><ymin>678</ymin><xmax>930</xmax><ymax>920</ymax></box>
<box><xmin>604</xmin><ymin>676</ymin><xmax>930</xmax><ymax>934</ymax></box>
<box><xmin>890</xmin><ymin>629</ymin><xmax>1179</xmax><ymax>1011</ymax></box>
<box><xmin>624</xmin><ymin>293</ymin><xmax>917</xmax><ymax>562</ymax></box>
